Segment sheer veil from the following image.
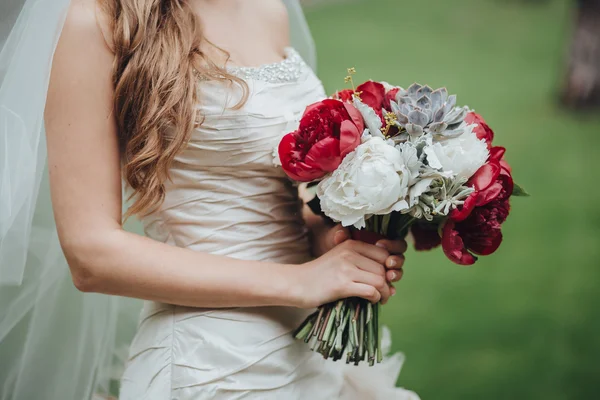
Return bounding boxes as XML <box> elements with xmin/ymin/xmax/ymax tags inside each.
<box><xmin>0</xmin><ymin>1</ymin><xmax>316</xmax><ymax>398</ymax></box>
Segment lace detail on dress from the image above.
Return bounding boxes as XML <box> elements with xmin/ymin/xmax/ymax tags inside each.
<box><xmin>227</xmin><ymin>47</ymin><xmax>305</xmax><ymax>83</ymax></box>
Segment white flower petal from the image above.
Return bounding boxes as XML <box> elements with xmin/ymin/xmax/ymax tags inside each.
<box><xmin>424</xmin><ymin>145</ymin><xmax>444</xmax><ymax>169</ymax></box>
<box><xmin>426</xmin><ymin>125</ymin><xmax>489</xmax><ymax>179</ymax></box>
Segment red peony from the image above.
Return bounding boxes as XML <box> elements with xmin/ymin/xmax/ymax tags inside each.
<box><xmin>442</xmin><ymin>195</ymin><xmax>510</xmax><ymax>265</ymax></box>
<box><xmin>465</xmin><ymin>112</ymin><xmax>494</xmax><ymax>148</ymax></box>
<box><xmin>334</xmin><ymin>81</ymin><xmax>386</xmax><ymax>113</ymax></box>
<box><xmin>442</xmin><ymin>151</ymin><xmax>514</xmax><ymax>265</ymax></box>
<box><xmin>278</xmin><ymin>99</ymin><xmax>364</xmax><ymax>182</ymax></box>
<box><xmin>355</xmin><ymin>81</ymin><xmax>386</xmax><ymax>111</ymax></box>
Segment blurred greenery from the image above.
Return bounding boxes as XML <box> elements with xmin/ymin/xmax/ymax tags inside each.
<box><xmin>305</xmin><ymin>0</ymin><xmax>600</xmax><ymax>398</ymax></box>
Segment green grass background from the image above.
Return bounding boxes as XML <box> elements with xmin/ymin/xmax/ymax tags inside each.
<box><xmin>304</xmin><ymin>0</ymin><xmax>600</xmax><ymax>398</ymax></box>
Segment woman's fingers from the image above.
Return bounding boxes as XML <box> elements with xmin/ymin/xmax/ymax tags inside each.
<box><xmin>351</xmin><ymin>268</ymin><xmax>391</xmax><ymax>304</ymax></box>
<box><xmin>344</xmin><ymin>240</ymin><xmax>389</xmax><ymax>265</ymax></box>
<box><xmin>379</xmin><ymin>242</ymin><xmax>405</xmax><ymax>284</ymax></box>
<box><xmin>349</xmin><ymin>282</ymin><xmax>381</xmax><ymax>304</ymax></box>
<box><xmin>376</xmin><ymin>238</ymin><xmax>408</xmax><ymax>255</ymax></box>
<box><xmin>385</xmin><ymin>254</ymin><xmax>405</xmax><ymax>269</ymax></box>
<box><xmin>385</xmin><ymin>255</ymin><xmax>404</xmax><ymax>283</ymax></box>
<box><xmin>353</xmin><ymin>254</ymin><xmax>386</xmax><ymax>276</ymax></box>
<box><xmin>386</xmin><ymin>268</ymin><xmax>403</xmax><ymax>282</ymax></box>
<box><xmin>332</xmin><ymin>225</ymin><xmax>350</xmax><ymax>246</ymax></box>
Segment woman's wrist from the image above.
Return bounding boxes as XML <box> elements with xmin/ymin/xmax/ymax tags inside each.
<box><xmin>268</xmin><ymin>263</ymin><xmax>308</xmax><ymax>308</ymax></box>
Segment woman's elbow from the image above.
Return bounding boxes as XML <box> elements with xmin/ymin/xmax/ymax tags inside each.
<box><xmin>59</xmin><ymin>232</ymin><xmax>113</xmax><ymax>293</ymax></box>
<box><xmin>69</xmin><ymin>261</ymin><xmax>97</xmax><ymax>293</ymax></box>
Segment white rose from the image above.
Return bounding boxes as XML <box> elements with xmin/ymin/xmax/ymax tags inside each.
<box><xmin>423</xmin><ymin>125</ymin><xmax>489</xmax><ymax>180</ymax></box>
<box><xmin>317</xmin><ymin>137</ymin><xmax>410</xmax><ymax>229</ymax></box>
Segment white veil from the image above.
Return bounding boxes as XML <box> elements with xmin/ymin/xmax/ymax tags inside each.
<box><xmin>0</xmin><ymin>1</ymin><xmax>317</xmax><ymax>398</ymax></box>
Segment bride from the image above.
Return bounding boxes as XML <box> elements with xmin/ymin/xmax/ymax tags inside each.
<box><xmin>0</xmin><ymin>0</ymin><xmax>419</xmax><ymax>398</ymax></box>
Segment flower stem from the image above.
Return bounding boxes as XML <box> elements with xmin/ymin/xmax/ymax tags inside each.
<box><xmin>376</xmin><ymin>302</ymin><xmax>383</xmax><ymax>363</ymax></box>
<box><xmin>357</xmin><ymin>305</ymin><xmax>365</xmax><ymax>365</ymax></box>
<box><xmin>294</xmin><ymin>318</ymin><xmax>314</xmax><ymax>341</ymax></box>
<box><xmin>317</xmin><ymin>307</ymin><xmax>332</xmax><ymax>341</ymax></box>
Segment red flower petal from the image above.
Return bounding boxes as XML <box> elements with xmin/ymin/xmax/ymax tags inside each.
<box><xmin>279</xmin><ymin>132</ymin><xmax>329</xmax><ymax>182</ymax></box>
<box><xmin>281</xmin><ymin>161</ymin><xmax>326</xmax><ymax>182</ymax></box>
<box><xmin>278</xmin><ymin>131</ymin><xmax>296</xmax><ymax>158</ymax></box>
<box><xmin>489</xmin><ymin>146</ymin><xmax>506</xmax><ymax>162</ymax></box>
<box><xmin>356</xmin><ymin>81</ymin><xmax>386</xmax><ymax>110</ymax></box>
<box><xmin>468</xmin><ymin>230</ymin><xmax>503</xmax><ymax>256</ymax></box>
<box><xmin>450</xmin><ymin>192</ymin><xmax>478</xmax><ymax>222</ymax></box>
<box><xmin>469</xmin><ymin>162</ymin><xmax>501</xmax><ymax>191</ymax></box>
<box><xmin>339</xmin><ymin>120</ymin><xmax>361</xmax><ymax>157</ymax></box>
<box><xmin>475</xmin><ymin>181</ymin><xmax>505</xmax><ymax>207</ymax></box>
<box><xmin>321</xmin><ymin>98</ymin><xmax>346</xmax><ymax>109</ymax></box>
<box><xmin>278</xmin><ymin>133</ymin><xmax>300</xmax><ymax>175</ymax></box>
<box><xmin>441</xmin><ymin>221</ymin><xmax>477</xmax><ymax>265</ymax></box>
<box><xmin>342</xmin><ymin>102</ymin><xmax>365</xmax><ymax>134</ymax></box>
<box><xmin>498</xmin><ymin>171</ymin><xmax>514</xmax><ymax>200</ymax></box>
<box><xmin>334</xmin><ymin>89</ymin><xmax>355</xmax><ymax>103</ymax></box>
<box><xmin>383</xmin><ymin>88</ymin><xmax>400</xmax><ymax>110</ymax></box>
<box><xmin>302</xmin><ymin>101</ymin><xmax>325</xmax><ymax>117</ymax></box>
<box><xmin>304</xmin><ymin>137</ymin><xmax>342</xmax><ymax>172</ymax></box>
<box><xmin>500</xmin><ymin>159</ymin><xmax>512</xmax><ymax>173</ymax></box>
<box><xmin>291</xmin><ymin>163</ymin><xmax>327</xmax><ymax>182</ymax></box>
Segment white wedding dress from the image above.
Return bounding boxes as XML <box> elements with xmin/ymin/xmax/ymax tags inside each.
<box><xmin>118</xmin><ymin>47</ymin><xmax>419</xmax><ymax>400</ymax></box>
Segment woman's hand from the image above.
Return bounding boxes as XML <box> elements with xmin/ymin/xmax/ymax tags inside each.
<box><xmin>312</xmin><ymin>223</ymin><xmax>407</xmax><ymax>289</ymax></box>
<box><xmin>293</xmin><ymin>239</ymin><xmax>392</xmax><ymax>308</ymax></box>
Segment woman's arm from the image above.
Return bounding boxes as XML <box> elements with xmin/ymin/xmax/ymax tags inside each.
<box><xmin>45</xmin><ymin>1</ymin><xmax>393</xmax><ymax>309</ymax></box>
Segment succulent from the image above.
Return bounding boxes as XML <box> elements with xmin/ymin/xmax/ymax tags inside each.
<box><xmin>390</xmin><ymin>83</ymin><xmax>469</xmax><ymax>140</ymax></box>
<box><xmin>407</xmin><ymin>175</ymin><xmax>474</xmax><ymax>220</ymax></box>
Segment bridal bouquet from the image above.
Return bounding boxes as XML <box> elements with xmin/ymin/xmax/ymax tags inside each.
<box><xmin>277</xmin><ymin>69</ymin><xmax>528</xmax><ymax>365</ymax></box>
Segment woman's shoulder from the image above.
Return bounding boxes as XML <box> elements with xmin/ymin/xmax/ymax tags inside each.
<box><xmin>50</xmin><ymin>0</ymin><xmax>114</xmax><ymax>94</ymax></box>
<box><xmin>61</xmin><ymin>0</ymin><xmax>115</xmax><ymax>55</ymax></box>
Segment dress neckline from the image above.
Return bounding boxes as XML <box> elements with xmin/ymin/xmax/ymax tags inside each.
<box><xmin>225</xmin><ymin>47</ymin><xmax>306</xmax><ymax>84</ymax></box>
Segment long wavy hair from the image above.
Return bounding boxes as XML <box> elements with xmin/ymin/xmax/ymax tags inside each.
<box><xmin>101</xmin><ymin>0</ymin><xmax>248</xmax><ymax>221</ymax></box>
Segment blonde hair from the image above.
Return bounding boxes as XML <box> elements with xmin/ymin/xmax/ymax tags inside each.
<box><xmin>102</xmin><ymin>0</ymin><xmax>248</xmax><ymax>221</ymax></box>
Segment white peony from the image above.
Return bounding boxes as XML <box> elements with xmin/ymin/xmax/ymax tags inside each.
<box><xmin>317</xmin><ymin>137</ymin><xmax>411</xmax><ymax>229</ymax></box>
<box><xmin>423</xmin><ymin>125</ymin><xmax>489</xmax><ymax>180</ymax></box>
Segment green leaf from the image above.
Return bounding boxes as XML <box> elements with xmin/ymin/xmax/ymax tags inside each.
<box><xmin>512</xmin><ymin>182</ymin><xmax>530</xmax><ymax>197</ymax></box>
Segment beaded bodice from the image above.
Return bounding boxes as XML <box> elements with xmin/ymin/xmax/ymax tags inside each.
<box><xmin>227</xmin><ymin>47</ymin><xmax>305</xmax><ymax>84</ymax></box>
